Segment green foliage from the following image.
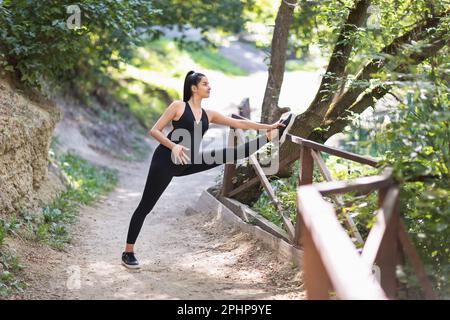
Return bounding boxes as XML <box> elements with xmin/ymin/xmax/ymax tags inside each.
<box><xmin>30</xmin><ymin>150</ymin><xmax>118</xmax><ymax>249</ymax></box>
<box><xmin>20</xmin><ymin>150</ymin><xmax>118</xmax><ymax>251</ymax></box>
<box><xmin>59</xmin><ymin>152</ymin><xmax>118</xmax><ymax>205</ymax></box>
<box><xmin>0</xmin><ymin>0</ymin><xmax>248</xmax><ymax>100</ymax></box>
<box><xmin>111</xmin><ymin>77</ymin><xmax>178</xmax><ymax>129</ymax></box>
<box><xmin>253</xmin><ymin>62</ymin><xmax>448</xmax><ymax>295</ymax></box>
<box><xmin>184</xmin><ymin>43</ymin><xmax>248</xmax><ymax>76</ymax></box>
<box><xmin>283</xmin><ymin>0</ymin><xmax>449</xmax><ymax>104</ymax></box>
<box><xmin>289</xmin><ymin>0</ymin><xmax>448</xmax><ymax>58</ymax></box>
<box><xmin>0</xmin><ymin>226</ymin><xmax>4</xmax><ymax>248</ymax></box>
<box><xmin>0</xmin><ymin>251</ymin><xmax>26</xmax><ymax>297</ymax></box>
<box><xmin>131</xmin><ymin>37</ymin><xmax>247</xmax><ymax>77</ymax></box>
<box><xmin>0</xmin><ymin>0</ymin><xmax>156</xmax><ymax>97</ymax></box>
<box><xmin>285</xmin><ymin>59</ymin><xmax>322</xmax><ymax>72</ymax></box>
<box><xmin>337</xmin><ymin>49</ymin><xmax>450</xmax><ymax>297</ymax></box>
<box><xmin>0</xmin><ymin>217</ymin><xmax>26</xmax><ymax>297</ymax></box>
<box><xmin>0</xmin><ymin>215</ymin><xmax>21</xmax><ymax>240</ymax></box>
<box><xmin>151</xmin><ymin>0</ymin><xmax>247</xmax><ymax>36</ymax></box>
<box><xmin>110</xmin><ymin>36</ymin><xmax>247</xmax><ymax>129</ymax></box>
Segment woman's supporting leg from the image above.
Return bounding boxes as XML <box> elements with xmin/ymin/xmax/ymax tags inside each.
<box><xmin>175</xmin><ymin>133</ymin><xmax>268</xmax><ymax>177</ymax></box>
<box><xmin>126</xmin><ymin>158</ymin><xmax>174</xmax><ymax>246</ymax></box>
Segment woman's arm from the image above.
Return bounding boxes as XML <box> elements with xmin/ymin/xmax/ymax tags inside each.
<box><xmin>149</xmin><ymin>100</ymin><xmax>184</xmax><ymax>150</ymax></box>
<box><xmin>207</xmin><ymin>109</ymin><xmax>279</xmax><ymax>130</ymax></box>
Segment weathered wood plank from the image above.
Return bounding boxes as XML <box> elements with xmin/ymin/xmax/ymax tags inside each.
<box><xmin>227</xmin><ymin>151</ymin><xmax>299</xmax><ymax>197</ymax></box>
<box><xmin>287</xmin><ymin>134</ymin><xmax>378</xmax><ymax>167</ymax></box>
<box><xmin>314</xmin><ymin>174</ymin><xmax>393</xmax><ymax>196</ymax></box>
<box><xmin>234</xmin><ymin>128</ymin><xmax>296</xmax><ymax>241</ymax></box>
<box><xmin>361</xmin><ymin>186</ymin><xmax>400</xmax><ymax>268</ymax></box>
<box><xmin>295</xmin><ymin>146</ymin><xmax>314</xmax><ymax>246</ymax></box>
<box><xmin>374</xmin><ymin>186</ymin><xmax>400</xmax><ymax>299</ymax></box>
<box><xmin>221</xmin><ymin>129</ymin><xmax>237</xmax><ymax>197</ymax></box>
<box><xmin>219</xmin><ymin>196</ymin><xmax>290</xmax><ymax>243</ymax></box>
<box><xmin>398</xmin><ymin>219</ymin><xmax>437</xmax><ymax>300</ymax></box>
<box><xmin>297</xmin><ymin>185</ymin><xmax>387</xmax><ymax>299</ymax></box>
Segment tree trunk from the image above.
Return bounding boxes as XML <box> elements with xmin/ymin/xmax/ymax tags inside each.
<box><xmin>230</xmin><ymin>0</ymin><xmax>371</xmax><ymax>204</ymax></box>
<box><xmin>260</xmin><ymin>0</ymin><xmax>297</xmax><ymax>124</ymax></box>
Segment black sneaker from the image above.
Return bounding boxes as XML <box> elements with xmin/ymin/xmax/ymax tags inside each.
<box><xmin>122</xmin><ymin>252</ymin><xmax>140</xmax><ymax>269</ymax></box>
<box><xmin>277</xmin><ymin>112</ymin><xmax>295</xmax><ymax>144</ymax></box>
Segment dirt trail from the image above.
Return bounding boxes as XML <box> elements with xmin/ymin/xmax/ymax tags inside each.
<box><xmin>16</xmin><ymin>39</ymin><xmax>308</xmax><ymax>300</ymax></box>
<box><xmin>21</xmin><ymin>115</ymin><xmax>303</xmax><ymax>300</ymax></box>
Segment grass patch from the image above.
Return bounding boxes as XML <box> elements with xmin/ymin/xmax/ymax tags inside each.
<box><xmin>0</xmin><ymin>249</ymin><xmax>26</xmax><ymax>297</ymax></box>
<box><xmin>0</xmin><ymin>218</ymin><xmax>26</xmax><ymax>297</ymax></box>
<box><xmin>28</xmin><ymin>149</ymin><xmax>119</xmax><ymax>250</ymax></box>
<box><xmin>136</xmin><ymin>38</ymin><xmax>248</xmax><ymax>77</ymax></box>
<box><xmin>184</xmin><ymin>44</ymin><xmax>248</xmax><ymax>76</ymax></box>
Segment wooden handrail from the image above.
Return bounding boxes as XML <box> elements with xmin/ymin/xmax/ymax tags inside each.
<box><xmin>296</xmin><ymin>168</ymin><xmax>435</xmax><ymax>299</ymax></box>
<box><xmin>233</xmin><ymin>127</ymin><xmax>296</xmax><ymax>241</ymax></box>
<box><xmin>297</xmin><ymin>185</ymin><xmax>387</xmax><ymax>299</ymax></box>
<box><xmin>221</xmin><ymin>128</ymin><xmax>237</xmax><ymax>197</ymax></box>
<box><xmin>220</xmin><ymin>111</ymin><xmax>435</xmax><ymax>300</ymax></box>
<box><xmin>287</xmin><ymin>134</ymin><xmax>379</xmax><ymax>167</ymax></box>
<box><xmin>313</xmin><ymin>173</ymin><xmax>393</xmax><ymax>196</ymax></box>
<box><xmin>361</xmin><ymin>185</ymin><xmax>400</xmax><ymax>268</ymax></box>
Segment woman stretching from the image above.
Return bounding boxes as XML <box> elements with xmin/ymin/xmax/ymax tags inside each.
<box><xmin>122</xmin><ymin>70</ymin><xmax>294</xmax><ymax>269</ymax></box>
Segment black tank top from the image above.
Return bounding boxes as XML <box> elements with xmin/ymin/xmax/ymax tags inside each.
<box><xmin>166</xmin><ymin>101</ymin><xmax>209</xmax><ymax>153</ymax></box>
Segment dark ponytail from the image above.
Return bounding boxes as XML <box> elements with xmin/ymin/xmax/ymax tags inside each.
<box><xmin>183</xmin><ymin>70</ymin><xmax>205</xmax><ymax>102</ymax></box>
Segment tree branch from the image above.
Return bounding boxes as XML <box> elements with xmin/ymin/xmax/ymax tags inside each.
<box><xmin>309</xmin><ymin>20</ymin><xmax>449</xmax><ymax>143</ymax></box>
<box><xmin>309</xmin><ymin>84</ymin><xmax>390</xmax><ymax>142</ymax></box>
<box><xmin>260</xmin><ymin>0</ymin><xmax>297</xmax><ymax>124</ymax></box>
<box><xmin>305</xmin><ymin>0</ymin><xmax>371</xmax><ymax>119</ymax></box>
<box><xmin>325</xmin><ymin>9</ymin><xmax>449</xmax><ymax>121</ymax></box>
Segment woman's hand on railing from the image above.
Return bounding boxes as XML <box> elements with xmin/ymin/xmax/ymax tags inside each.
<box><xmin>269</xmin><ymin>120</ymin><xmax>286</xmax><ymax>130</ymax></box>
<box><xmin>265</xmin><ymin>120</ymin><xmax>286</xmax><ymax>141</ymax></box>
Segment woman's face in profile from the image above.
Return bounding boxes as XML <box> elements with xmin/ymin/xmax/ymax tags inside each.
<box><xmin>193</xmin><ymin>76</ymin><xmax>211</xmax><ymax>98</ymax></box>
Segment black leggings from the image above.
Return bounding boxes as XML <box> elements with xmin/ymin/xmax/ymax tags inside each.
<box><xmin>126</xmin><ymin>133</ymin><xmax>268</xmax><ymax>244</ymax></box>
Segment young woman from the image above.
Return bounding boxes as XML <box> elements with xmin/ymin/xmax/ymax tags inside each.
<box><xmin>122</xmin><ymin>70</ymin><xmax>294</xmax><ymax>269</ymax></box>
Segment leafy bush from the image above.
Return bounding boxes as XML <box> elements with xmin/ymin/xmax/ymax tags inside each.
<box><xmin>0</xmin><ymin>0</ymin><xmax>248</xmax><ymax>99</ymax></box>
<box><xmin>0</xmin><ymin>0</ymin><xmax>156</xmax><ymax>97</ymax></box>
<box><xmin>337</xmin><ymin>51</ymin><xmax>449</xmax><ymax>297</ymax></box>
<box><xmin>21</xmin><ymin>147</ymin><xmax>119</xmax><ymax>250</ymax></box>
<box><xmin>0</xmin><ymin>218</ymin><xmax>26</xmax><ymax>297</ymax></box>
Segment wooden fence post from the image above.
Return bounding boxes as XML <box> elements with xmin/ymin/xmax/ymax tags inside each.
<box><xmin>375</xmin><ymin>185</ymin><xmax>400</xmax><ymax>299</ymax></box>
<box><xmin>221</xmin><ymin>129</ymin><xmax>237</xmax><ymax>197</ymax></box>
<box><xmin>295</xmin><ymin>146</ymin><xmax>314</xmax><ymax>246</ymax></box>
<box><xmin>298</xmin><ymin>212</ymin><xmax>332</xmax><ymax>299</ymax></box>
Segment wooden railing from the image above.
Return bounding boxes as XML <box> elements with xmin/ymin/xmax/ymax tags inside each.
<box><xmin>220</xmin><ymin>113</ymin><xmax>436</xmax><ymax>300</ymax></box>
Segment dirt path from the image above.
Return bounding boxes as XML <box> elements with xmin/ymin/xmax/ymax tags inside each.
<box><xmin>15</xmin><ymin>39</ymin><xmax>309</xmax><ymax>300</ymax></box>
<box><xmin>20</xmin><ymin>115</ymin><xmax>303</xmax><ymax>300</ymax></box>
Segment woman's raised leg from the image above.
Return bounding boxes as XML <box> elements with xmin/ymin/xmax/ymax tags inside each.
<box><xmin>175</xmin><ymin>132</ymin><xmax>269</xmax><ymax>177</ymax></box>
